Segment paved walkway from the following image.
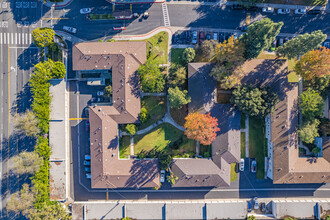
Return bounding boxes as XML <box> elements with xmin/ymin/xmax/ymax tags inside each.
<box><xmin>141</xmin><ymin>92</ymin><xmax>167</xmax><ymax>98</ymax></box>
<box><xmin>240</xmin><ymin>116</ymin><xmax>249</xmax><ymax>158</ymax></box>
<box><xmin>45</xmin><ymin>0</ymin><xmax>73</xmax><ymax>8</ymax></box>
<box><xmin>130</xmin><ymin>136</ymin><xmax>134</xmax><ymax>156</ymax></box>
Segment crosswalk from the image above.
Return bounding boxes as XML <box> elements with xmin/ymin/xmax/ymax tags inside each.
<box><xmin>162</xmin><ymin>3</ymin><xmax>171</xmax><ymax>27</ymax></box>
<box><xmin>0</xmin><ymin>32</ymin><xmax>32</xmax><ymax>45</ymax></box>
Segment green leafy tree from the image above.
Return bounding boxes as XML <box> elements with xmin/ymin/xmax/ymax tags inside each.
<box><xmin>13</xmin><ymin>110</ymin><xmax>40</xmax><ymax>137</ymax></box>
<box><xmin>104</xmin><ymin>85</ymin><xmax>112</xmax><ymax>98</ymax></box>
<box><xmin>300</xmin><ymin>89</ymin><xmax>324</xmax><ymax>121</ymax></box>
<box><xmin>298</xmin><ymin>119</ymin><xmax>320</xmax><ymax>144</ymax></box>
<box><xmin>241</xmin><ymin>18</ymin><xmax>283</xmax><ymax>59</ymax></box>
<box><xmin>230</xmin><ymin>86</ymin><xmax>279</xmax><ymax>118</ymax></box>
<box><xmin>138</xmin><ymin>59</ymin><xmax>165</xmax><ymax>93</ymax></box>
<box><xmin>126</xmin><ymin>124</ymin><xmax>137</xmax><ymax>135</ymax></box>
<box><xmin>7</xmin><ymin>183</ymin><xmax>35</xmax><ymax>216</ymax></box>
<box><xmin>183</xmin><ymin>47</ymin><xmax>195</xmax><ymax>64</ymax></box>
<box><xmin>276</xmin><ymin>30</ymin><xmax>327</xmax><ymax>59</ymax></box>
<box><xmin>159</xmin><ymin>154</ymin><xmax>173</xmax><ymax>170</ymax></box>
<box><xmin>169</xmin><ymin>65</ymin><xmax>187</xmax><ymax>88</ymax></box>
<box><xmin>51</xmin><ymin>61</ymin><xmax>66</xmax><ymax>78</ymax></box>
<box><xmin>11</xmin><ymin>151</ymin><xmax>43</xmax><ymax>175</ymax></box>
<box><xmin>195</xmin><ymin>40</ymin><xmax>217</xmax><ymax>61</ymax></box>
<box><xmin>32</xmin><ymin>27</ymin><xmax>55</xmax><ymax>48</ymax></box>
<box><xmin>28</xmin><ymin>202</ymin><xmax>71</xmax><ymax>220</ymax></box>
<box><xmin>139</xmin><ymin>107</ymin><xmax>150</xmax><ymax>123</ymax></box>
<box><xmin>325</xmin><ymin>215</ymin><xmax>330</xmax><ymax>220</ymax></box>
<box><xmin>305</xmin><ymin>75</ymin><xmax>330</xmax><ymax>97</ymax></box>
<box><xmin>168</xmin><ymin>87</ymin><xmax>191</xmax><ymax>109</ymax></box>
<box><xmin>312</xmin><ymin>147</ymin><xmax>321</xmax><ymax>155</ymax></box>
<box><xmin>247</xmin><ymin>215</ymin><xmax>256</xmax><ymax>220</ymax></box>
<box><xmin>167</xmin><ymin>171</ymin><xmax>178</xmax><ymax>185</ymax></box>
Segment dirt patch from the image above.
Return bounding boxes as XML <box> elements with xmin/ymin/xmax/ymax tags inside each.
<box><xmin>170</xmin><ymin>104</ymin><xmax>188</xmax><ymax>127</ymax></box>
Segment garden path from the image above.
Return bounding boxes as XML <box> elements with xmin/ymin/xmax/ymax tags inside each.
<box><xmin>240</xmin><ymin>116</ymin><xmax>249</xmax><ymax>158</ymax></box>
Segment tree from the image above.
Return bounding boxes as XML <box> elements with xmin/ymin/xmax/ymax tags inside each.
<box><xmin>32</xmin><ymin>27</ymin><xmax>55</xmax><ymax>48</ymax></box>
<box><xmin>312</xmin><ymin>147</ymin><xmax>321</xmax><ymax>155</ymax></box>
<box><xmin>230</xmin><ymin>86</ymin><xmax>279</xmax><ymax>118</ymax></box>
<box><xmin>169</xmin><ymin>65</ymin><xmax>187</xmax><ymax>88</ymax></box>
<box><xmin>139</xmin><ymin>107</ymin><xmax>150</xmax><ymax>123</ymax></box>
<box><xmin>183</xmin><ymin>47</ymin><xmax>195</xmax><ymax>64</ymax></box>
<box><xmin>168</xmin><ymin>87</ymin><xmax>191</xmax><ymax>109</ymax></box>
<box><xmin>247</xmin><ymin>216</ymin><xmax>256</xmax><ymax>220</ymax></box>
<box><xmin>7</xmin><ymin>183</ymin><xmax>35</xmax><ymax>215</ymax></box>
<box><xmin>295</xmin><ymin>47</ymin><xmax>330</xmax><ymax>81</ymax></box>
<box><xmin>184</xmin><ymin>112</ymin><xmax>220</xmax><ymax>145</ymax></box>
<box><xmin>305</xmin><ymin>75</ymin><xmax>330</xmax><ymax>96</ymax></box>
<box><xmin>159</xmin><ymin>153</ymin><xmax>173</xmax><ymax>170</ymax></box>
<box><xmin>284</xmin><ymin>218</ymin><xmax>296</xmax><ymax>220</ymax></box>
<box><xmin>276</xmin><ymin>30</ymin><xmax>327</xmax><ymax>59</ymax></box>
<box><xmin>167</xmin><ymin>171</ymin><xmax>178</xmax><ymax>185</ymax></box>
<box><xmin>104</xmin><ymin>85</ymin><xmax>112</xmax><ymax>98</ymax></box>
<box><xmin>28</xmin><ymin>202</ymin><xmax>71</xmax><ymax>220</ymax></box>
<box><xmin>11</xmin><ymin>151</ymin><xmax>43</xmax><ymax>175</ymax></box>
<box><xmin>13</xmin><ymin>110</ymin><xmax>40</xmax><ymax>137</ymax></box>
<box><xmin>138</xmin><ymin>59</ymin><xmax>165</xmax><ymax>93</ymax></box>
<box><xmin>298</xmin><ymin>119</ymin><xmax>320</xmax><ymax>144</ymax></box>
<box><xmin>195</xmin><ymin>40</ymin><xmax>217</xmax><ymax>61</ymax></box>
<box><xmin>325</xmin><ymin>215</ymin><xmax>330</xmax><ymax>220</ymax></box>
<box><xmin>126</xmin><ymin>124</ymin><xmax>137</xmax><ymax>135</ymax></box>
<box><xmin>214</xmin><ymin>35</ymin><xmax>245</xmax><ymax>67</ymax></box>
<box><xmin>51</xmin><ymin>61</ymin><xmax>66</xmax><ymax>79</ymax></box>
<box><xmin>241</xmin><ymin>18</ymin><xmax>283</xmax><ymax>59</ymax></box>
<box><xmin>300</xmin><ymin>89</ymin><xmax>324</xmax><ymax>121</ymax></box>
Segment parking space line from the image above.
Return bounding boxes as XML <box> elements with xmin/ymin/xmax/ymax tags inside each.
<box><xmin>22</xmin><ymin>33</ymin><xmax>24</xmax><ymax>45</ymax></box>
<box><xmin>7</xmin><ymin>33</ymin><xmax>9</xmax><ymax>44</ymax></box>
<box><xmin>0</xmin><ymin>33</ymin><xmax>2</xmax><ymax>44</ymax></box>
<box><xmin>18</xmin><ymin>33</ymin><xmax>21</xmax><ymax>44</ymax></box>
<box><xmin>29</xmin><ymin>34</ymin><xmax>32</xmax><ymax>44</ymax></box>
<box><xmin>25</xmin><ymin>33</ymin><xmax>28</xmax><ymax>44</ymax></box>
<box><xmin>11</xmin><ymin>33</ymin><xmax>13</xmax><ymax>44</ymax></box>
<box><xmin>15</xmin><ymin>33</ymin><xmax>17</xmax><ymax>45</ymax></box>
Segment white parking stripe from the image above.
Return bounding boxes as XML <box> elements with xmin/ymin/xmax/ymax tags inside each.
<box><xmin>15</xmin><ymin>33</ymin><xmax>17</xmax><ymax>45</ymax></box>
<box><xmin>22</xmin><ymin>33</ymin><xmax>25</xmax><ymax>44</ymax></box>
<box><xmin>0</xmin><ymin>33</ymin><xmax>2</xmax><ymax>44</ymax></box>
<box><xmin>7</xmin><ymin>33</ymin><xmax>9</xmax><ymax>44</ymax></box>
<box><xmin>29</xmin><ymin>34</ymin><xmax>32</xmax><ymax>44</ymax></box>
<box><xmin>11</xmin><ymin>33</ymin><xmax>14</xmax><ymax>44</ymax></box>
<box><xmin>18</xmin><ymin>33</ymin><xmax>21</xmax><ymax>44</ymax></box>
<box><xmin>25</xmin><ymin>33</ymin><xmax>28</xmax><ymax>44</ymax></box>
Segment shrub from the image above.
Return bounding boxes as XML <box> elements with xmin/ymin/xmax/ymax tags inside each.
<box><xmin>139</xmin><ymin>107</ymin><xmax>150</xmax><ymax>123</ymax></box>
<box><xmin>126</xmin><ymin>124</ymin><xmax>137</xmax><ymax>135</ymax></box>
<box><xmin>203</xmin><ymin>152</ymin><xmax>210</xmax><ymax>158</ymax></box>
<box><xmin>183</xmin><ymin>47</ymin><xmax>195</xmax><ymax>64</ymax></box>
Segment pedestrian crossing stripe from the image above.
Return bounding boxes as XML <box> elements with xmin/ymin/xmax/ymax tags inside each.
<box><xmin>0</xmin><ymin>32</ymin><xmax>32</xmax><ymax>45</ymax></box>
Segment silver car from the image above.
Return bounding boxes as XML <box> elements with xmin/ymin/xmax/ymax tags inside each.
<box><xmin>192</xmin><ymin>31</ymin><xmax>198</xmax><ymax>44</ymax></box>
<box><xmin>262</xmin><ymin>7</ymin><xmax>274</xmax><ymax>13</ymax></box>
<box><xmin>277</xmin><ymin>8</ymin><xmax>290</xmax><ymax>14</ymax></box>
<box><xmin>63</xmin><ymin>26</ymin><xmax>77</xmax><ymax>34</ymax></box>
<box><xmin>295</xmin><ymin>8</ymin><xmax>306</xmax><ymax>14</ymax></box>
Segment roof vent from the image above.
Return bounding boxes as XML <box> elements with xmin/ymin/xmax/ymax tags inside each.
<box><xmin>121</xmin><ymin>99</ymin><xmax>124</xmax><ymax>103</ymax></box>
<box><xmin>98</xmin><ymin>108</ymin><xmax>102</xmax><ymax>112</ymax></box>
<box><xmin>98</xmin><ymin>127</ymin><xmax>101</xmax><ymax>130</ymax></box>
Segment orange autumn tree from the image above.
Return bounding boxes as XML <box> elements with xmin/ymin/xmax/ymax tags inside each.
<box><xmin>184</xmin><ymin>112</ymin><xmax>220</xmax><ymax>145</ymax></box>
<box><xmin>295</xmin><ymin>47</ymin><xmax>330</xmax><ymax>81</ymax></box>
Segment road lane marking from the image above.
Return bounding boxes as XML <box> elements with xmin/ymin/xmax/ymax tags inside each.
<box><xmin>4</xmin><ymin>33</ymin><xmax>6</xmax><ymax>44</ymax></box>
<box><xmin>69</xmin><ymin>118</ymin><xmax>88</xmax><ymax>120</ymax></box>
<box><xmin>0</xmin><ymin>33</ymin><xmax>2</xmax><ymax>44</ymax></box>
<box><xmin>11</xmin><ymin>33</ymin><xmax>13</xmax><ymax>44</ymax></box>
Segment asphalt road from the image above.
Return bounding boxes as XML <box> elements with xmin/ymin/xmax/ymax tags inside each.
<box><xmin>0</xmin><ymin>0</ymin><xmax>41</xmax><ymax>218</ymax></box>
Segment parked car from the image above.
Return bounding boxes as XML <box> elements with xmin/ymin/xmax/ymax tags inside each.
<box><xmin>80</xmin><ymin>8</ymin><xmax>91</xmax><ymax>14</ymax></box>
<box><xmin>240</xmin><ymin>158</ymin><xmax>244</xmax><ymax>171</ymax></box>
<box><xmin>192</xmin><ymin>31</ymin><xmax>198</xmax><ymax>44</ymax></box>
<box><xmin>294</xmin><ymin>8</ymin><xmax>306</xmax><ymax>14</ymax></box>
<box><xmin>219</xmin><ymin>33</ymin><xmax>225</xmax><ymax>42</ymax></box>
<box><xmin>270</xmin><ymin>39</ymin><xmax>277</xmax><ymax>51</ymax></box>
<box><xmin>113</xmin><ymin>26</ymin><xmax>126</xmax><ymax>30</ymax></box>
<box><xmin>63</xmin><ymin>26</ymin><xmax>77</xmax><ymax>34</ymax></box>
<box><xmin>97</xmin><ymin>97</ymin><xmax>103</xmax><ymax>102</ymax></box>
<box><xmin>160</xmin><ymin>170</ymin><xmax>165</xmax><ymax>183</ymax></box>
<box><xmin>143</xmin><ymin>12</ymin><xmax>150</xmax><ymax>18</ymax></box>
<box><xmin>262</xmin><ymin>7</ymin><xmax>274</xmax><ymax>13</ymax></box>
<box><xmin>83</xmin><ymin>160</ymin><xmax>91</xmax><ymax>166</ymax></box>
<box><xmin>233</xmin><ymin>33</ymin><xmax>238</xmax><ymax>39</ymax></box>
<box><xmin>251</xmin><ymin>160</ymin><xmax>257</xmax><ymax>173</ymax></box>
<box><xmin>133</xmin><ymin>13</ymin><xmax>139</xmax><ymax>17</ymax></box>
<box><xmin>253</xmin><ymin>197</ymin><xmax>259</xmax><ymax>209</ymax></box>
<box><xmin>240</xmin><ymin>25</ymin><xmax>247</xmax><ymax>32</ymax></box>
<box><xmin>323</xmin><ymin>41</ymin><xmax>330</xmax><ymax>48</ymax></box>
<box><xmin>85</xmin><ymin>167</ymin><xmax>91</xmax><ymax>172</ymax></box>
<box><xmin>284</xmin><ymin>37</ymin><xmax>290</xmax><ymax>43</ymax></box>
<box><xmin>235</xmin><ymin>162</ymin><xmax>240</xmax><ymax>173</ymax></box>
<box><xmin>86</xmin><ymin>120</ymin><xmax>90</xmax><ymax>132</ymax></box>
<box><xmin>97</xmin><ymin>91</ymin><xmax>104</xmax><ymax>96</ymax></box>
<box><xmin>85</xmin><ymin>155</ymin><xmax>91</xmax><ymax>160</ymax></box>
<box><xmin>279</xmin><ymin>38</ymin><xmax>284</xmax><ymax>46</ymax></box>
<box><xmin>206</xmin><ymin>33</ymin><xmax>211</xmax><ymax>40</ymax></box>
<box><xmin>231</xmin><ymin>4</ymin><xmax>244</xmax><ymax>10</ymax></box>
<box><xmin>86</xmin><ymin>173</ymin><xmax>91</xmax><ymax>179</ymax></box>
<box><xmin>247</xmin><ymin>201</ymin><xmax>252</xmax><ymax>212</ymax></box>
<box><xmin>307</xmin><ymin>9</ymin><xmax>321</xmax><ymax>14</ymax></box>
<box><xmin>277</xmin><ymin>8</ymin><xmax>290</xmax><ymax>14</ymax></box>
<box><xmin>260</xmin><ymin>202</ymin><xmax>266</xmax><ymax>212</ymax></box>
<box><xmin>199</xmin><ymin>31</ymin><xmax>205</xmax><ymax>44</ymax></box>
<box><xmin>213</xmin><ymin>32</ymin><xmax>218</xmax><ymax>41</ymax></box>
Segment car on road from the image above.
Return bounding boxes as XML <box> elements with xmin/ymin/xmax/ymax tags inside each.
<box><xmin>97</xmin><ymin>91</ymin><xmax>104</xmax><ymax>96</ymax></box>
<box><xmin>262</xmin><ymin>7</ymin><xmax>274</xmax><ymax>13</ymax></box>
<box><xmin>63</xmin><ymin>26</ymin><xmax>77</xmax><ymax>34</ymax></box>
<box><xmin>83</xmin><ymin>160</ymin><xmax>91</xmax><ymax>166</ymax></box>
<box><xmin>160</xmin><ymin>170</ymin><xmax>165</xmax><ymax>183</ymax></box>
<box><xmin>253</xmin><ymin>197</ymin><xmax>259</xmax><ymax>209</ymax></box>
<box><xmin>213</xmin><ymin>32</ymin><xmax>218</xmax><ymax>41</ymax></box>
<box><xmin>247</xmin><ymin>201</ymin><xmax>252</xmax><ymax>212</ymax></box>
<box><xmin>240</xmin><ymin>158</ymin><xmax>244</xmax><ymax>171</ymax></box>
<box><xmin>86</xmin><ymin>173</ymin><xmax>91</xmax><ymax>179</ymax></box>
<box><xmin>86</xmin><ymin>120</ymin><xmax>90</xmax><ymax>132</ymax></box>
<box><xmin>277</xmin><ymin>8</ymin><xmax>290</xmax><ymax>14</ymax></box>
<box><xmin>199</xmin><ymin>31</ymin><xmax>205</xmax><ymax>44</ymax></box>
<box><xmin>231</xmin><ymin>4</ymin><xmax>244</xmax><ymax>10</ymax></box>
<box><xmin>80</xmin><ymin>8</ymin><xmax>91</xmax><ymax>14</ymax></box>
<box><xmin>308</xmin><ymin>9</ymin><xmax>321</xmax><ymax>14</ymax></box>
<box><xmin>192</xmin><ymin>31</ymin><xmax>198</xmax><ymax>44</ymax></box>
<box><xmin>294</xmin><ymin>8</ymin><xmax>306</xmax><ymax>14</ymax></box>
<box><xmin>85</xmin><ymin>155</ymin><xmax>91</xmax><ymax>160</ymax></box>
<box><xmin>113</xmin><ymin>27</ymin><xmax>126</xmax><ymax>31</ymax></box>
<box><xmin>251</xmin><ymin>159</ymin><xmax>257</xmax><ymax>173</ymax></box>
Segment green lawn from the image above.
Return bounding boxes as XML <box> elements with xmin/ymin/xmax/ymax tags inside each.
<box><xmin>143</xmin><ymin>32</ymin><xmax>169</xmax><ymax>65</ymax></box>
<box><xmin>241</xmin><ymin>132</ymin><xmax>246</xmax><ymax>158</ymax></box>
<box><xmin>138</xmin><ymin>96</ymin><xmax>166</xmax><ymax>130</ymax></box>
<box><xmin>119</xmin><ymin>136</ymin><xmax>131</xmax><ymax>159</ymax></box>
<box><xmin>249</xmin><ymin>116</ymin><xmax>266</xmax><ymax>179</ymax></box>
<box><xmin>231</xmin><ymin>163</ymin><xmax>238</xmax><ymax>182</ymax></box>
<box><xmin>171</xmin><ymin>48</ymin><xmax>185</xmax><ymax>66</ymax></box>
<box><xmin>240</xmin><ymin>113</ymin><xmax>246</xmax><ymax>129</ymax></box>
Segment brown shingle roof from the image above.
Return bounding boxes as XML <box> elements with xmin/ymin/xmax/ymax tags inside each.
<box><xmin>73</xmin><ymin>42</ymin><xmax>160</xmax><ymax>188</ymax></box>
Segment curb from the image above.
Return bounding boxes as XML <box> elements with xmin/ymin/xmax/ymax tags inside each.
<box><xmin>44</xmin><ymin>0</ymin><xmax>73</xmax><ymax>8</ymax></box>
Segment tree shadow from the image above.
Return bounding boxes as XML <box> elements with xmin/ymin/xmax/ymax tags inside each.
<box><xmin>16</xmin><ymin>46</ymin><xmax>39</xmax><ymax>71</ymax></box>
<box><xmin>8</xmin><ymin>0</ymin><xmax>47</xmax><ymax>24</ymax></box>
<box><xmin>12</xmin><ymin>82</ymin><xmax>32</xmax><ymax>115</ymax></box>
